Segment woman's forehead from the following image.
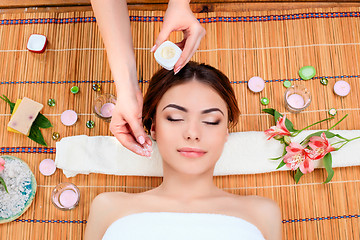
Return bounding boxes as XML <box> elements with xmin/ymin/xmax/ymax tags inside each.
<box><xmin>157</xmin><ymin>81</ymin><xmax>228</xmax><ymax>113</ymax></box>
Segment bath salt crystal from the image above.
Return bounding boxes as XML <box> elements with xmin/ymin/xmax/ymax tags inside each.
<box><xmin>0</xmin><ymin>159</ymin><xmax>33</xmax><ymax>219</ymax></box>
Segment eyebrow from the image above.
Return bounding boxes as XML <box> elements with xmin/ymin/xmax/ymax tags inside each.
<box><xmin>162</xmin><ymin>104</ymin><xmax>224</xmax><ymax>116</ymax></box>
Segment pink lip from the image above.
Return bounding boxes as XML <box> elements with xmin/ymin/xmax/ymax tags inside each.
<box><xmin>178</xmin><ymin>147</ymin><xmax>207</xmax><ymax>158</ymax></box>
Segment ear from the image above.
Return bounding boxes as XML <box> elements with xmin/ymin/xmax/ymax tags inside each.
<box><xmin>150</xmin><ymin>122</ymin><xmax>156</xmax><ymax>140</ymax></box>
<box><xmin>226</xmin><ymin>128</ymin><xmax>229</xmax><ymax>141</ymax></box>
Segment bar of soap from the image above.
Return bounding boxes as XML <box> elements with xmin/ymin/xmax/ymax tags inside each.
<box><xmin>154</xmin><ymin>41</ymin><xmax>182</xmax><ymax>70</ymax></box>
<box><xmin>7</xmin><ymin>99</ymin><xmax>24</xmax><ymax>134</ymax></box>
<box><xmin>7</xmin><ymin>97</ymin><xmax>43</xmax><ymax>135</ymax></box>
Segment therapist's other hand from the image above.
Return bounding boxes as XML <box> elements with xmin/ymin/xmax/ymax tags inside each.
<box><xmin>152</xmin><ymin>0</ymin><xmax>205</xmax><ymax>74</ymax></box>
<box><xmin>110</xmin><ymin>87</ymin><xmax>152</xmax><ymax>157</ymax></box>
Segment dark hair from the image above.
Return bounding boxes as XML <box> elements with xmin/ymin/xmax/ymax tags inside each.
<box><xmin>142</xmin><ymin>61</ymin><xmax>240</xmax><ymax>133</ymax></box>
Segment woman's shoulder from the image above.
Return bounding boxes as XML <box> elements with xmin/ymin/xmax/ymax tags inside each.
<box><xmin>84</xmin><ymin>192</ymin><xmax>138</xmax><ymax>240</ymax></box>
<box><xmin>239</xmin><ymin>195</ymin><xmax>282</xmax><ymax>240</ymax></box>
<box><xmin>92</xmin><ymin>191</ymin><xmax>133</xmax><ymax>205</ymax></box>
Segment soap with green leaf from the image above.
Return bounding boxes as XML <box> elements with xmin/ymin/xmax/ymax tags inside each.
<box><xmin>1</xmin><ymin>95</ymin><xmax>52</xmax><ymax>146</ymax></box>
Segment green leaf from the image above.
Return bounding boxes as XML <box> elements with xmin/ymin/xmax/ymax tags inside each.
<box><xmin>28</xmin><ymin>126</ymin><xmax>47</xmax><ymax>146</ymax></box>
<box><xmin>275</xmin><ymin>109</ymin><xmax>296</xmax><ymax>132</ymax></box>
<box><xmin>271</xmin><ymin>145</ymin><xmax>288</xmax><ymax>161</ymax></box>
<box><xmin>0</xmin><ymin>176</ymin><xmax>8</xmax><ymax>193</ymax></box>
<box><xmin>262</xmin><ymin>108</ymin><xmax>296</xmax><ymax>132</ymax></box>
<box><xmin>33</xmin><ymin>113</ymin><xmax>53</xmax><ymax>129</ymax></box>
<box><xmin>0</xmin><ymin>94</ymin><xmax>15</xmax><ymax>113</ymax></box>
<box><xmin>262</xmin><ymin>108</ymin><xmax>275</xmax><ymax>116</ymax></box>
<box><xmin>323</xmin><ymin>153</ymin><xmax>334</xmax><ymax>183</ymax></box>
<box><xmin>274</xmin><ymin>111</ymin><xmax>282</xmax><ymax>122</ymax></box>
<box><xmin>1</xmin><ymin>95</ymin><xmax>51</xmax><ymax>146</ymax></box>
<box><xmin>284</xmin><ymin>119</ymin><xmax>296</xmax><ymax>132</ymax></box>
<box><xmin>301</xmin><ymin>131</ymin><xmax>343</xmax><ymax>145</ymax></box>
<box><xmin>276</xmin><ymin>160</ymin><xmax>286</xmax><ymax>169</ymax></box>
<box><xmin>294</xmin><ymin>169</ymin><xmax>304</xmax><ymax>183</ymax></box>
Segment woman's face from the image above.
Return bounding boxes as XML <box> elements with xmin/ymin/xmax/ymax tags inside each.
<box><xmin>151</xmin><ymin>80</ymin><xmax>229</xmax><ymax>175</ymax></box>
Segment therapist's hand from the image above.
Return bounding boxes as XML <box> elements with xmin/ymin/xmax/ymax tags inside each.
<box><xmin>110</xmin><ymin>86</ymin><xmax>152</xmax><ymax>157</ymax></box>
<box><xmin>152</xmin><ymin>0</ymin><xmax>206</xmax><ymax>74</ymax></box>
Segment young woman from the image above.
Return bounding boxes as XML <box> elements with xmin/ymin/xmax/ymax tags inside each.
<box><xmin>85</xmin><ymin>62</ymin><xmax>282</xmax><ymax>240</ymax></box>
<box><xmin>91</xmin><ymin>0</ymin><xmax>205</xmax><ymax>156</ymax></box>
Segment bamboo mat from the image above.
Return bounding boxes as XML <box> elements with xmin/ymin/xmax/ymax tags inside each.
<box><xmin>1</xmin><ymin>7</ymin><xmax>360</xmax><ymax>240</ymax></box>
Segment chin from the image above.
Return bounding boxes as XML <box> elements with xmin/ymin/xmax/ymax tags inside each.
<box><xmin>165</xmin><ymin>156</ymin><xmax>217</xmax><ymax>176</ymax></box>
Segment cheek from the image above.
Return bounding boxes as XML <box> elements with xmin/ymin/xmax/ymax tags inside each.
<box><xmin>203</xmin><ymin>125</ymin><xmax>229</xmax><ymax>150</ymax></box>
<box><xmin>153</xmin><ymin>119</ymin><xmax>177</xmax><ymax>150</ymax></box>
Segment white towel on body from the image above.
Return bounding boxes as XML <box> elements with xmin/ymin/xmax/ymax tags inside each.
<box><xmin>55</xmin><ymin>130</ymin><xmax>360</xmax><ymax>178</ymax></box>
<box><xmin>102</xmin><ymin>212</ymin><xmax>265</xmax><ymax>240</ymax></box>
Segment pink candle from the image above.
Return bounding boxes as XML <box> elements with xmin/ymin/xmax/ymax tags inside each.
<box><xmin>59</xmin><ymin>190</ymin><xmax>78</xmax><ymax>208</ymax></box>
<box><xmin>61</xmin><ymin>110</ymin><xmax>78</xmax><ymax>126</ymax></box>
<box><xmin>287</xmin><ymin>94</ymin><xmax>305</xmax><ymax>109</ymax></box>
<box><xmin>100</xmin><ymin>103</ymin><xmax>115</xmax><ymax>118</ymax></box>
<box><xmin>333</xmin><ymin>80</ymin><xmax>350</xmax><ymax>97</ymax></box>
<box><xmin>39</xmin><ymin>158</ymin><xmax>56</xmax><ymax>176</ymax></box>
<box><xmin>248</xmin><ymin>76</ymin><xmax>265</xmax><ymax>93</ymax></box>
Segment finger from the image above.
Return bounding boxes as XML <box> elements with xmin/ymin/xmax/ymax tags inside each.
<box><xmin>127</xmin><ymin>116</ymin><xmax>148</xmax><ymax>145</ymax></box>
<box><xmin>151</xmin><ymin>26</ymin><xmax>172</xmax><ymax>52</ymax></box>
<box><xmin>174</xmin><ymin>28</ymin><xmax>205</xmax><ymax>72</ymax></box>
<box><xmin>115</xmin><ymin>132</ymin><xmax>151</xmax><ymax>157</ymax></box>
<box><xmin>173</xmin><ymin>35</ymin><xmax>198</xmax><ymax>72</ymax></box>
<box><xmin>183</xmin><ymin>37</ymin><xmax>203</xmax><ymax>65</ymax></box>
<box><xmin>175</xmin><ymin>39</ymin><xmax>186</xmax><ymax>50</ymax></box>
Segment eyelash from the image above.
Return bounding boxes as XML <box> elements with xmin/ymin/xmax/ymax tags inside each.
<box><xmin>167</xmin><ymin>117</ymin><xmax>183</xmax><ymax>122</ymax></box>
<box><xmin>203</xmin><ymin>120</ymin><xmax>220</xmax><ymax>125</ymax></box>
<box><xmin>167</xmin><ymin>117</ymin><xmax>220</xmax><ymax>125</ymax></box>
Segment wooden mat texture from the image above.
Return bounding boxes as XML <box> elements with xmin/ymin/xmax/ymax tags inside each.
<box><xmin>1</xmin><ymin>7</ymin><xmax>360</xmax><ymax>240</ymax></box>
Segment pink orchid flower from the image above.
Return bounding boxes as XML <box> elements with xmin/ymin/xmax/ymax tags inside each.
<box><xmin>307</xmin><ymin>132</ymin><xmax>336</xmax><ymax>160</ymax></box>
<box><xmin>264</xmin><ymin>116</ymin><xmax>291</xmax><ymax>140</ymax></box>
<box><xmin>283</xmin><ymin>142</ymin><xmax>314</xmax><ymax>174</ymax></box>
<box><xmin>0</xmin><ymin>157</ymin><xmax>5</xmax><ymax>173</ymax></box>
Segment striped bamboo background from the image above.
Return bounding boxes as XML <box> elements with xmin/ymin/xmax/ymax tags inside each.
<box><xmin>1</xmin><ymin>7</ymin><xmax>360</xmax><ymax>240</ymax></box>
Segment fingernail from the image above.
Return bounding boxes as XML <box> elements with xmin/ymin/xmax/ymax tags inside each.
<box><xmin>150</xmin><ymin>45</ymin><xmax>157</xmax><ymax>52</ymax></box>
<box><xmin>174</xmin><ymin>66</ymin><xmax>182</xmax><ymax>75</ymax></box>
<box><xmin>138</xmin><ymin>136</ymin><xmax>145</xmax><ymax>145</ymax></box>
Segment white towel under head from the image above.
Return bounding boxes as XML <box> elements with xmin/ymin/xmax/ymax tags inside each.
<box><xmin>55</xmin><ymin>130</ymin><xmax>360</xmax><ymax>178</ymax></box>
<box><xmin>102</xmin><ymin>212</ymin><xmax>265</xmax><ymax>240</ymax></box>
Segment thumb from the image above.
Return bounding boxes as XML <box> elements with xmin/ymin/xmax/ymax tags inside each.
<box><xmin>152</xmin><ymin>26</ymin><xmax>172</xmax><ymax>52</ymax></box>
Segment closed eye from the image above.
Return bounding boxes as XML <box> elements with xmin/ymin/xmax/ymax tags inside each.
<box><xmin>202</xmin><ymin>120</ymin><xmax>220</xmax><ymax>125</ymax></box>
<box><xmin>167</xmin><ymin>117</ymin><xmax>184</xmax><ymax>122</ymax></box>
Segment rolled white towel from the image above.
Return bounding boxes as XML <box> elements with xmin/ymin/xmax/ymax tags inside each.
<box><xmin>55</xmin><ymin>130</ymin><xmax>360</xmax><ymax>178</ymax></box>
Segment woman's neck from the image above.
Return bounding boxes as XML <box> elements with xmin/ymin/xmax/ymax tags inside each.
<box><xmin>156</xmin><ymin>168</ymin><xmax>222</xmax><ymax>201</ymax></box>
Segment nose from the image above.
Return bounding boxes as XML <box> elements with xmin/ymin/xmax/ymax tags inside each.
<box><xmin>183</xmin><ymin>120</ymin><xmax>201</xmax><ymax>141</ymax></box>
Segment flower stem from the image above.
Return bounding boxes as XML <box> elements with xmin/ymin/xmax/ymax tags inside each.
<box><xmin>332</xmin><ymin>136</ymin><xmax>360</xmax><ymax>150</ymax></box>
<box><xmin>292</xmin><ymin>117</ymin><xmax>334</xmax><ymax>137</ymax></box>
<box><xmin>328</xmin><ymin>114</ymin><xmax>348</xmax><ymax>131</ymax></box>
